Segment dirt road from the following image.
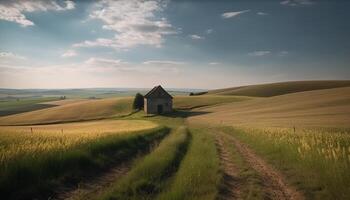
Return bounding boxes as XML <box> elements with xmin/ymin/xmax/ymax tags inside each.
<box><xmin>216</xmin><ymin>131</ymin><xmax>304</xmax><ymax>200</ymax></box>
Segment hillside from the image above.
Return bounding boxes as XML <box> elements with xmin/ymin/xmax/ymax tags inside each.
<box><xmin>207</xmin><ymin>80</ymin><xmax>350</xmax><ymax>97</ymax></box>
<box><xmin>189</xmin><ymin>86</ymin><xmax>350</xmax><ymax>128</ymax></box>
<box><xmin>0</xmin><ymin>97</ymin><xmax>133</xmax><ymax>125</ymax></box>
<box><xmin>173</xmin><ymin>95</ymin><xmax>254</xmax><ymax>110</ymax></box>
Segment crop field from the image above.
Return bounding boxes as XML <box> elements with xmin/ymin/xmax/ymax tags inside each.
<box><xmin>0</xmin><ymin>97</ymin><xmax>133</xmax><ymax>125</ymax></box>
<box><xmin>207</xmin><ymin>80</ymin><xmax>350</xmax><ymax>97</ymax></box>
<box><xmin>1</xmin><ymin>81</ymin><xmax>350</xmax><ymax>200</ymax></box>
<box><xmin>189</xmin><ymin>86</ymin><xmax>350</xmax><ymax>128</ymax></box>
<box><xmin>0</xmin><ymin>97</ymin><xmax>59</xmax><ymax>117</ymax></box>
<box><xmin>173</xmin><ymin>95</ymin><xmax>254</xmax><ymax>110</ymax></box>
<box><xmin>0</xmin><ymin>120</ymin><xmax>158</xmax><ymax>163</ymax></box>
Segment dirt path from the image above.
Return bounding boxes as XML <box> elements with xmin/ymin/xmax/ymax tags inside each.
<box><xmin>215</xmin><ymin>135</ymin><xmax>242</xmax><ymax>200</ymax></box>
<box><xmin>54</xmin><ymin>161</ymin><xmax>131</xmax><ymax>200</ymax></box>
<box><xmin>221</xmin><ymin>132</ymin><xmax>304</xmax><ymax>200</ymax></box>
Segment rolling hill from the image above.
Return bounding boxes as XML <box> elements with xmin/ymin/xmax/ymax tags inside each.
<box><xmin>189</xmin><ymin>86</ymin><xmax>350</xmax><ymax>128</ymax></box>
<box><xmin>207</xmin><ymin>80</ymin><xmax>350</xmax><ymax>97</ymax></box>
<box><xmin>0</xmin><ymin>97</ymin><xmax>133</xmax><ymax>125</ymax></box>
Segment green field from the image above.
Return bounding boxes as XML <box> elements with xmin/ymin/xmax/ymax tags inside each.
<box><xmin>0</xmin><ymin>81</ymin><xmax>350</xmax><ymax>200</ymax></box>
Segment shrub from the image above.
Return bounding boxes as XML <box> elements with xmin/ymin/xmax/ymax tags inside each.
<box><xmin>133</xmin><ymin>93</ymin><xmax>144</xmax><ymax>110</ymax></box>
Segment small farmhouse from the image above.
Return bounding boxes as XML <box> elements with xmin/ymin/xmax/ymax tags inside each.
<box><xmin>144</xmin><ymin>85</ymin><xmax>173</xmax><ymax>114</ymax></box>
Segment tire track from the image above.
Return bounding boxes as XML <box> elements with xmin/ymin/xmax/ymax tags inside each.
<box><xmin>53</xmin><ymin>160</ymin><xmax>132</xmax><ymax>200</ymax></box>
<box><xmin>222</xmin><ymin>131</ymin><xmax>304</xmax><ymax>200</ymax></box>
<box><xmin>215</xmin><ymin>134</ymin><xmax>242</xmax><ymax>200</ymax></box>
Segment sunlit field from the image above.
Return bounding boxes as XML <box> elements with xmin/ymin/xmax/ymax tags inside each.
<box><xmin>222</xmin><ymin>126</ymin><xmax>350</xmax><ymax>199</ymax></box>
<box><xmin>0</xmin><ymin>97</ymin><xmax>133</xmax><ymax>125</ymax></box>
<box><xmin>0</xmin><ymin>120</ymin><xmax>167</xmax><ymax>199</ymax></box>
<box><xmin>0</xmin><ymin>120</ymin><xmax>157</xmax><ymax>164</ymax></box>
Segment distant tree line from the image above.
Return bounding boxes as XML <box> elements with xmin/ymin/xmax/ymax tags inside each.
<box><xmin>189</xmin><ymin>92</ymin><xmax>208</xmax><ymax>96</ymax></box>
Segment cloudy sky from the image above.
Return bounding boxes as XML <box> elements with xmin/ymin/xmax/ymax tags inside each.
<box><xmin>0</xmin><ymin>0</ymin><xmax>349</xmax><ymax>89</ymax></box>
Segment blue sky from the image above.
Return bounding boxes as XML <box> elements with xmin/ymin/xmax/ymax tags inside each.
<box><xmin>0</xmin><ymin>0</ymin><xmax>349</xmax><ymax>89</ymax></box>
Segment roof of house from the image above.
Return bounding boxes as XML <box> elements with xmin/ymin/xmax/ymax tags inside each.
<box><xmin>144</xmin><ymin>85</ymin><xmax>173</xmax><ymax>99</ymax></box>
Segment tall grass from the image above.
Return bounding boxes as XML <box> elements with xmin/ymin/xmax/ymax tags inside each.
<box><xmin>0</xmin><ymin>126</ymin><xmax>169</xmax><ymax>199</ymax></box>
<box><xmin>100</xmin><ymin>126</ymin><xmax>189</xmax><ymax>200</ymax></box>
<box><xmin>0</xmin><ymin>120</ymin><xmax>157</xmax><ymax>164</ymax></box>
<box><xmin>156</xmin><ymin>127</ymin><xmax>220</xmax><ymax>200</ymax></box>
<box><xmin>222</xmin><ymin>126</ymin><xmax>350</xmax><ymax>199</ymax></box>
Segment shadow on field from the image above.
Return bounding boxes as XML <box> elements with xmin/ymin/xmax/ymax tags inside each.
<box><xmin>162</xmin><ymin>110</ymin><xmax>211</xmax><ymax>118</ymax></box>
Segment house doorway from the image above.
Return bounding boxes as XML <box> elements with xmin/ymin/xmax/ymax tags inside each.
<box><xmin>157</xmin><ymin>104</ymin><xmax>163</xmax><ymax>114</ymax></box>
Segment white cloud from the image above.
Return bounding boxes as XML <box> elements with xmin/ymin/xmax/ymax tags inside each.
<box><xmin>61</xmin><ymin>49</ymin><xmax>77</xmax><ymax>58</ymax></box>
<box><xmin>280</xmin><ymin>0</ymin><xmax>314</xmax><ymax>6</ymax></box>
<box><xmin>209</xmin><ymin>62</ymin><xmax>221</xmax><ymax>65</ymax></box>
<box><xmin>206</xmin><ymin>29</ymin><xmax>213</xmax><ymax>34</ymax></box>
<box><xmin>85</xmin><ymin>57</ymin><xmax>124</xmax><ymax>66</ymax></box>
<box><xmin>248</xmin><ymin>51</ymin><xmax>271</xmax><ymax>56</ymax></box>
<box><xmin>65</xmin><ymin>0</ymin><xmax>75</xmax><ymax>10</ymax></box>
<box><xmin>0</xmin><ymin>0</ymin><xmax>75</xmax><ymax>27</ymax></box>
<box><xmin>74</xmin><ymin>0</ymin><xmax>177</xmax><ymax>50</ymax></box>
<box><xmin>222</xmin><ymin>10</ymin><xmax>250</xmax><ymax>19</ymax></box>
<box><xmin>189</xmin><ymin>34</ymin><xmax>204</xmax><ymax>40</ymax></box>
<box><xmin>257</xmin><ymin>12</ymin><xmax>268</xmax><ymax>16</ymax></box>
<box><xmin>143</xmin><ymin>60</ymin><xmax>185</xmax><ymax>66</ymax></box>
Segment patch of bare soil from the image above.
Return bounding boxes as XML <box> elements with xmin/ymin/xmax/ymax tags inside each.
<box><xmin>53</xmin><ymin>161</ymin><xmax>131</xmax><ymax>200</ymax></box>
<box><xmin>215</xmin><ymin>134</ymin><xmax>242</xmax><ymax>200</ymax></box>
<box><xmin>223</xmin><ymin>132</ymin><xmax>304</xmax><ymax>200</ymax></box>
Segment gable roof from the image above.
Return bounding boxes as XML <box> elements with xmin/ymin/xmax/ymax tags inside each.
<box><xmin>144</xmin><ymin>85</ymin><xmax>173</xmax><ymax>99</ymax></box>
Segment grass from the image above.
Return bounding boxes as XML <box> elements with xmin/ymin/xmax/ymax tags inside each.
<box><xmin>0</xmin><ymin>123</ymin><xmax>168</xmax><ymax>199</ymax></box>
<box><xmin>221</xmin><ymin>126</ymin><xmax>350</xmax><ymax>199</ymax></box>
<box><xmin>173</xmin><ymin>95</ymin><xmax>253</xmax><ymax>110</ymax></box>
<box><xmin>0</xmin><ymin>97</ymin><xmax>59</xmax><ymax>116</ymax></box>
<box><xmin>0</xmin><ymin>97</ymin><xmax>133</xmax><ymax>125</ymax></box>
<box><xmin>156</xmin><ymin>127</ymin><xmax>220</xmax><ymax>200</ymax></box>
<box><xmin>207</xmin><ymin>80</ymin><xmax>350</xmax><ymax>97</ymax></box>
<box><xmin>0</xmin><ymin>120</ymin><xmax>158</xmax><ymax>163</ymax></box>
<box><xmin>100</xmin><ymin>126</ymin><xmax>189</xmax><ymax>200</ymax></box>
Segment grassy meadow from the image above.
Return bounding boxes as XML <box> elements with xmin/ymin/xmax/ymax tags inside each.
<box><xmin>0</xmin><ymin>81</ymin><xmax>350</xmax><ymax>199</ymax></box>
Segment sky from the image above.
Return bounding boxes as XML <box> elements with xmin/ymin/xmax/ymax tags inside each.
<box><xmin>0</xmin><ymin>0</ymin><xmax>349</xmax><ymax>89</ymax></box>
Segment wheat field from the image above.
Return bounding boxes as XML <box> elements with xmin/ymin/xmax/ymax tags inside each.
<box><xmin>0</xmin><ymin>120</ymin><xmax>157</xmax><ymax>165</ymax></box>
<box><xmin>189</xmin><ymin>86</ymin><xmax>350</xmax><ymax>128</ymax></box>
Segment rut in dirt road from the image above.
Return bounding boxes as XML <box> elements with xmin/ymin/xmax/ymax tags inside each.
<box><xmin>215</xmin><ymin>135</ymin><xmax>242</xmax><ymax>200</ymax></box>
<box><xmin>222</xmin><ymin>132</ymin><xmax>304</xmax><ymax>200</ymax></box>
<box><xmin>54</xmin><ymin>162</ymin><xmax>131</xmax><ymax>200</ymax></box>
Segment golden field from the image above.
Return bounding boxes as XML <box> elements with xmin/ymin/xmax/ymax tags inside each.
<box><xmin>0</xmin><ymin>97</ymin><xmax>132</xmax><ymax>125</ymax></box>
<box><xmin>0</xmin><ymin>120</ymin><xmax>158</xmax><ymax>165</ymax></box>
<box><xmin>189</xmin><ymin>86</ymin><xmax>350</xmax><ymax>128</ymax></box>
<box><xmin>207</xmin><ymin>80</ymin><xmax>350</xmax><ymax>97</ymax></box>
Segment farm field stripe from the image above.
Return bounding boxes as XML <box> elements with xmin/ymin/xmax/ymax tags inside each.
<box><xmin>215</xmin><ymin>133</ymin><xmax>241</xmax><ymax>199</ymax></box>
<box><xmin>222</xmin><ymin>131</ymin><xmax>304</xmax><ymax>200</ymax></box>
